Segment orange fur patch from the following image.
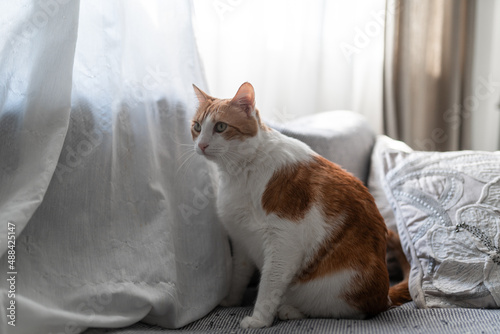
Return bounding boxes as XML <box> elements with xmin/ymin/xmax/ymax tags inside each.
<box><xmin>192</xmin><ymin>98</ymin><xmax>268</xmax><ymax>141</ymax></box>
<box><xmin>262</xmin><ymin>155</ymin><xmax>392</xmax><ymax>315</ymax></box>
<box><xmin>261</xmin><ymin>161</ymin><xmax>315</xmax><ymax>221</ymax></box>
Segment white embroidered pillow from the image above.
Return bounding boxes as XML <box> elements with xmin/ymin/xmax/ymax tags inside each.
<box><xmin>381</xmin><ymin>150</ymin><xmax>500</xmax><ymax>308</ymax></box>
<box><xmin>368</xmin><ymin>135</ymin><xmax>413</xmax><ymax>279</ymax></box>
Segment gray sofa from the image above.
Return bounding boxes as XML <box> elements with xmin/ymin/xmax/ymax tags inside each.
<box><xmin>84</xmin><ymin>111</ymin><xmax>500</xmax><ymax>334</ymax></box>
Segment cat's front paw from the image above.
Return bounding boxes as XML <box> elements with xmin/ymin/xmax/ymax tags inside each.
<box><xmin>278</xmin><ymin>304</ymin><xmax>305</xmax><ymax>320</ymax></box>
<box><xmin>240</xmin><ymin>315</ymin><xmax>273</xmax><ymax>329</ymax></box>
<box><xmin>219</xmin><ymin>295</ymin><xmax>242</xmax><ymax>307</ymax></box>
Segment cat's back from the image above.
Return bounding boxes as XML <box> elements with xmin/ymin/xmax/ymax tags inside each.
<box><xmin>260</xmin><ymin>140</ymin><xmax>380</xmax><ymax>226</ymax></box>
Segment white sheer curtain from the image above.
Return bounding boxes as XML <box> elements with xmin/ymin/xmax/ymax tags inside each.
<box><xmin>0</xmin><ymin>1</ymin><xmax>230</xmax><ymax>333</ymax></box>
<box><xmin>470</xmin><ymin>0</ymin><xmax>500</xmax><ymax>151</ymax></box>
<box><xmin>0</xmin><ymin>0</ymin><xmax>79</xmax><ymax>258</ymax></box>
<box><xmin>193</xmin><ymin>0</ymin><xmax>386</xmax><ymax>133</ymax></box>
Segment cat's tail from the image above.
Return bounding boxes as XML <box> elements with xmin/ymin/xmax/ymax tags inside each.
<box><xmin>388</xmin><ymin>279</ymin><xmax>411</xmax><ymax>306</ymax></box>
<box><xmin>387</xmin><ymin>230</ymin><xmax>412</xmax><ymax>306</ymax></box>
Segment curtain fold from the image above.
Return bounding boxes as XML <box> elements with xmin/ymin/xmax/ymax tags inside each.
<box><xmin>383</xmin><ymin>0</ymin><xmax>476</xmax><ymax>151</ymax></box>
<box><xmin>0</xmin><ymin>0</ymin><xmax>80</xmax><ymax>257</ymax></box>
<box><xmin>1</xmin><ymin>1</ymin><xmax>231</xmax><ymax>333</ymax></box>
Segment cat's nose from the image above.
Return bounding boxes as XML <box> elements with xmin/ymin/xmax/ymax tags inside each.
<box><xmin>198</xmin><ymin>143</ymin><xmax>209</xmax><ymax>153</ymax></box>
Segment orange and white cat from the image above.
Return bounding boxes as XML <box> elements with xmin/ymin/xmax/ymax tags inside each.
<box><xmin>191</xmin><ymin>82</ymin><xmax>411</xmax><ymax>329</ymax></box>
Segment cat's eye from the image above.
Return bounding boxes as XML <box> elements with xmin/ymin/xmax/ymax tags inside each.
<box><xmin>193</xmin><ymin>122</ymin><xmax>201</xmax><ymax>132</ymax></box>
<box><xmin>214</xmin><ymin>122</ymin><xmax>227</xmax><ymax>133</ymax></box>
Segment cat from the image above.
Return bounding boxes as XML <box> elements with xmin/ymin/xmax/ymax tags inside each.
<box><xmin>190</xmin><ymin>82</ymin><xmax>411</xmax><ymax>329</ymax></box>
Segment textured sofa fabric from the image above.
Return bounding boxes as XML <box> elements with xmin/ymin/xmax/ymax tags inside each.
<box><xmin>84</xmin><ymin>302</ymin><xmax>500</xmax><ymax>334</ymax></box>
<box><xmin>83</xmin><ymin>111</ymin><xmax>500</xmax><ymax>333</ymax></box>
<box><xmin>268</xmin><ymin>110</ymin><xmax>375</xmax><ymax>184</ymax></box>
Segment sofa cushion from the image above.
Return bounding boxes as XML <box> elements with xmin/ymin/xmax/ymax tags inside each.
<box><xmin>368</xmin><ymin>135</ymin><xmax>413</xmax><ymax>233</ymax></box>
<box><xmin>374</xmin><ymin>141</ymin><xmax>500</xmax><ymax>308</ymax></box>
<box><xmin>269</xmin><ymin>110</ymin><xmax>376</xmax><ymax>184</ymax></box>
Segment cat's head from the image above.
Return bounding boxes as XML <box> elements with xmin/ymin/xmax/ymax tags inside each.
<box><xmin>191</xmin><ymin>82</ymin><xmax>267</xmax><ymax>162</ymax></box>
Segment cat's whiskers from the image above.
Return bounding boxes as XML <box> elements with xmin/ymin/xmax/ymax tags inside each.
<box><xmin>176</xmin><ymin>147</ymin><xmax>197</xmax><ymax>178</ymax></box>
<box><xmin>171</xmin><ymin>134</ymin><xmax>200</xmax><ymax>174</ymax></box>
<box><xmin>218</xmin><ymin>154</ymin><xmax>233</xmax><ymax>172</ymax></box>
<box><xmin>219</xmin><ymin>151</ymin><xmax>239</xmax><ymax>170</ymax></box>
<box><xmin>222</xmin><ymin>151</ymin><xmax>253</xmax><ymax>170</ymax></box>
<box><xmin>226</xmin><ymin>148</ymin><xmax>271</xmax><ymax>171</ymax></box>
<box><xmin>177</xmin><ymin>143</ymin><xmax>195</xmax><ymax>148</ymax></box>
<box><xmin>177</xmin><ymin>144</ymin><xmax>195</xmax><ymax>162</ymax></box>
<box><xmin>221</xmin><ymin>151</ymin><xmax>271</xmax><ymax>184</ymax></box>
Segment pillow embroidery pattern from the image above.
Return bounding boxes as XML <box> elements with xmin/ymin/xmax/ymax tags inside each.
<box><xmin>384</xmin><ymin>151</ymin><xmax>500</xmax><ymax>308</ymax></box>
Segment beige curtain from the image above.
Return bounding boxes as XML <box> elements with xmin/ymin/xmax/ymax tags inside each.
<box><xmin>383</xmin><ymin>0</ymin><xmax>476</xmax><ymax>151</ymax></box>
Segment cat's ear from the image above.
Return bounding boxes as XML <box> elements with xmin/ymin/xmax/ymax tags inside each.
<box><xmin>231</xmin><ymin>82</ymin><xmax>255</xmax><ymax>115</ymax></box>
<box><xmin>192</xmin><ymin>84</ymin><xmax>211</xmax><ymax>105</ymax></box>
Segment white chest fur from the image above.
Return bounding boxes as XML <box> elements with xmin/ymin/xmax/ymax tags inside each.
<box><xmin>216</xmin><ymin>166</ymin><xmax>269</xmax><ymax>268</ymax></box>
<box><xmin>214</xmin><ymin>129</ymin><xmax>318</xmax><ymax>269</ymax></box>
